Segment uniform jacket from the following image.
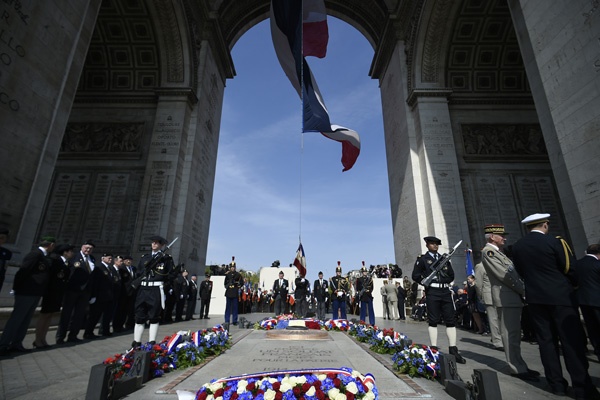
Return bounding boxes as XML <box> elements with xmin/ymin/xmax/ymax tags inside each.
<box><xmin>512</xmin><ymin>231</ymin><xmax>576</xmax><ymax>306</ymax></box>
<box><xmin>330</xmin><ymin>275</ymin><xmax>349</xmax><ymax>298</ymax></box>
<box><xmin>356</xmin><ymin>275</ymin><xmax>374</xmax><ymax>301</ymax></box>
<box><xmin>574</xmin><ymin>255</ymin><xmax>600</xmax><ymax>307</ymax></box>
<box><xmin>224</xmin><ymin>270</ymin><xmax>242</xmax><ymax>298</ymax></box>
<box><xmin>294</xmin><ymin>277</ymin><xmax>309</xmax><ymax>297</ymax></box>
<box><xmin>272</xmin><ymin>278</ymin><xmax>289</xmax><ymax>298</ymax></box>
<box><xmin>313</xmin><ymin>278</ymin><xmax>329</xmax><ymax>302</ymax></box>
<box><xmin>89</xmin><ymin>262</ymin><xmax>115</xmax><ymax>302</ymax></box>
<box><xmin>187</xmin><ymin>279</ymin><xmax>198</xmax><ymax>300</ymax></box>
<box><xmin>137</xmin><ymin>251</ymin><xmax>176</xmax><ymax>283</ymax></box>
<box><xmin>384</xmin><ymin>283</ymin><xmax>398</xmax><ymax>302</ymax></box>
<box><xmin>474</xmin><ymin>262</ymin><xmax>493</xmax><ymax>305</ymax></box>
<box><xmin>13</xmin><ymin>248</ymin><xmax>52</xmax><ymax>296</ymax></box>
<box><xmin>67</xmin><ymin>251</ymin><xmax>94</xmax><ymax>292</ymax></box>
<box><xmin>199</xmin><ymin>278</ymin><xmax>213</xmax><ymax>300</ymax></box>
<box><xmin>411</xmin><ymin>252</ymin><xmax>454</xmax><ymax>285</ymax></box>
<box><xmin>481</xmin><ymin>243</ymin><xmax>524</xmax><ymax>308</ymax></box>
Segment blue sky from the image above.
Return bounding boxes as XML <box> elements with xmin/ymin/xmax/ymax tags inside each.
<box><xmin>206</xmin><ymin>16</ymin><xmax>395</xmax><ymax>282</ymax></box>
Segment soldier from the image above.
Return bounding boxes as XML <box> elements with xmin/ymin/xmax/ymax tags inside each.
<box><xmin>481</xmin><ymin>224</ymin><xmax>538</xmax><ymax>381</ymax></box>
<box><xmin>412</xmin><ymin>236</ymin><xmax>466</xmax><ymax>363</ymax></box>
<box><xmin>199</xmin><ymin>272</ymin><xmax>213</xmax><ymax>319</ymax></box>
<box><xmin>512</xmin><ymin>213</ymin><xmax>598</xmax><ymax>398</ymax></box>
<box><xmin>313</xmin><ymin>271</ymin><xmax>329</xmax><ymax>321</ymax></box>
<box><xmin>294</xmin><ymin>273</ymin><xmax>310</xmax><ymax>317</ymax></box>
<box><xmin>174</xmin><ymin>269</ymin><xmax>189</xmax><ymax>322</ymax></box>
<box><xmin>273</xmin><ymin>270</ymin><xmax>289</xmax><ymax>315</ymax></box>
<box><xmin>474</xmin><ymin>261</ymin><xmax>503</xmax><ymax>350</ymax></box>
<box><xmin>84</xmin><ymin>253</ymin><xmax>116</xmax><ymax>338</ymax></box>
<box><xmin>356</xmin><ymin>266</ymin><xmax>375</xmax><ymax>325</ymax></box>
<box><xmin>330</xmin><ymin>261</ymin><xmax>350</xmax><ymax>319</ymax></box>
<box><xmin>131</xmin><ymin>236</ymin><xmax>177</xmax><ymax>348</ymax></box>
<box><xmin>224</xmin><ymin>258</ymin><xmax>243</xmax><ymax>325</ymax></box>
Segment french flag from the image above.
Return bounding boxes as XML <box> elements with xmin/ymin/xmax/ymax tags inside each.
<box><xmin>293</xmin><ymin>243</ymin><xmax>307</xmax><ymax>277</ymax></box>
<box><xmin>270</xmin><ymin>0</ymin><xmax>360</xmax><ymax>171</ymax></box>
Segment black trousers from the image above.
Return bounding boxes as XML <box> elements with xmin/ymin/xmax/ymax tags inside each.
<box><xmin>528</xmin><ymin>303</ymin><xmax>594</xmax><ymax>397</ymax></box>
<box><xmin>56</xmin><ymin>290</ymin><xmax>89</xmax><ymax>340</ymax></box>
<box><xmin>200</xmin><ymin>298</ymin><xmax>211</xmax><ymax>318</ymax></box>
<box><xmin>425</xmin><ymin>287</ymin><xmax>456</xmax><ymax>327</ymax></box>
<box><xmin>580</xmin><ymin>305</ymin><xmax>600</xmax><ymax>360</ymax></box>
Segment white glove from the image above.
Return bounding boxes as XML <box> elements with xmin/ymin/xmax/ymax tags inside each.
<box><xmin>169</xmin><ymin>289</ymin><xmax>173</xmax><ymax>295</ymax></box>
<box><xmin>89</xmin><ymin>297</ymin><xmax>96</xmax><ymax>304</ymax></box>
<box><xmin>180</xmin><ymin>294</ymin><xmax>184</xmax><ymax>299</ymax></box>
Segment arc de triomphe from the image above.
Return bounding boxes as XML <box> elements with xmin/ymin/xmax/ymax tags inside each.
<box><xmin>1</xmin><ymin>0</ymin><xmax>598</xmax><ymax>274</ymax></box>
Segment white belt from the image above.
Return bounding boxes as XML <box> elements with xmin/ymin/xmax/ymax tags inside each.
<box><xmin>430</xmin><ymin>282</ymin><xmax>449</xmax><ymax>288</ymax></box>
<box><xmin>141</xmin><ymin>281</ymin><xmax>163</xmax><ymax>287</ymax></box>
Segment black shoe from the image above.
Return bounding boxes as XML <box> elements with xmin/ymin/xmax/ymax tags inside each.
<box><xmin>527</xmin><ymin>369</ymin><xmax>540</xmax><ymax>377</ymax></box>
<box><xmin>449</xmin><ymin>346</ymin><xmax>466</xmax><ymax>364</ymax></box>
<box><xmin>205</xmin><ymin>316</ymin><xmax>210</xmax><ymax>319</ymax></box>
<box><xmin>512</xmin><ymin>372</ymin><xmax>540</xmax><ymax>382</ymax></box>
<box><xmin>55</xmin><ymin>338</ymin><xmax>65</xmax><ymax>345</ymax></box>
<box><xmin>67</xmin><ymin>337</ymin><xmax>82</xmax><ymax>343</ymax></box>
<box><xmin>131</xmin><ymin>341</ymin><xmax>141</xmax><ymax>349</ymax></box>
<box><xmin>149</xmin><ymin>341</ymin><xmax>156</xmax><ymax>346</ymax></box>
<box><xmin>10</xmin><ymin>345</ymin><xmax>32</xmax><ymax>353</ymax></box>
<box><xmin>0</xmin><ymin>347</ymin><xmax>10</xmax><ymax>357</ymax></box>
<box><xmin>83</xmin><ymin>333</ymin><xmax>98</xmax><ymax>340</ymax></box>
<box><xmin>232</xmin><ymin>322</ymin><xmax>238</xmax><ymax>325</ymax></box>
<box><xmin>494</xmin><ymin>346</ymin><xmax>505</xmax><ymax>352</ymax></box>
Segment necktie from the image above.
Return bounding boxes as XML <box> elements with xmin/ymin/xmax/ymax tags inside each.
<box><xmin>84</xmin><ymin>257</ymin><xmax>91</xmax><ymax>273</ymax></box>
<box><xmin>279</xmin><ymin>279</ymin><xmax>282</xmax><ymax>286</ymax></box>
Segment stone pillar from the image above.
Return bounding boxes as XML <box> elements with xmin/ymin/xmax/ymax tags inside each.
<box><xmin>380</xmin><ymin>43</ymin><xmax>470</xmax><ymax>273</ymax></box>
<box><xmin>0</xmin><ymin>1</ymin><xmax>101</xmax><ymax>256</ymax></box>
<box><xmin>508</xmin><ymin>0</ymin><xmax>599</xmax><ymax>253</ymax></box>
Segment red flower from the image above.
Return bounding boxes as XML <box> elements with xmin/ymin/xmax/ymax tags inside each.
<box><xmin>346</xmin><ymin>392</ymin><xmax>355</xmax><ymax>400</ymax></box>
<box><xmin>274</xmin><ymin>392</ymin><xmax>283</xmax><ymax>400</ymax></box>
<box><xmin>124</xmin><ymin>363</ymin><xmax>131</xmax><ymax>369</ymax></box>
<box><xmin>301</xmin><ymin>382</ymin><xmax>311</xmax><ymax>392</ymax></box>
<box><xmin>272</xmin><ymin>381</ymin><xmax>281</xmax><ymax>391</ymax></box>
<box><xmin>293</xmin><ymin>386</ymin><xmax>302</xmax><ymax>396</ymax></box>
<box><xmin>316</xmin><ymin>389</ymin><xmax>326</xmax><ymax>400</ymax></box>
<box><xmin>313</xmin><ymin>380</ymin><xmax>322</xmax><ymax>390</ymax></box>
<box><xmin>327</xmin><ymin>373</ymin><xmax>336</xmax><ymax>380</ymax></box>
<box><xmin>197</xmin><ymin>392</ymin><xmax>208</xmax><ymax>400</ymax></box>
<box><xmin>333</xmin><ymin>378</ymin><xmax>342</xmax><ymax>387</ymax></box>
<box><xmin>247</xmin><ymin>382</ymin><xmax>256</xmax><ymax>392</ymax></box>
<box><xmin>231</xmin><ymin>393</ymin><xmax>239</xmax><ymax>400</ymax></box>
<box><xmin>214</xmin><ymin>388</ymin><xmax>224</xmax><ymax>397</ymax></box>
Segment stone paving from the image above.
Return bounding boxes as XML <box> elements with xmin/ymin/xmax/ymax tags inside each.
<box><xmin>0</xmin><ymin>313</ymin><xmax>598</xmax><ymax>400</ymax></box>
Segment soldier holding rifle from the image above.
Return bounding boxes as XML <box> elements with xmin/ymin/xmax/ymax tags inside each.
<box><xmin>131</xmin><ymin>235</ymin><xmax>178</xmax><ymax>348</ymax></box>
<box><xmin>330</xmin><ymin>262</ymin><xmax>350</xmax><ymax>319</ymax></box>
<box><xmin>412</xmin><ymin>236</ymin><xmax>466</xmax><ymax>363</ymax></box>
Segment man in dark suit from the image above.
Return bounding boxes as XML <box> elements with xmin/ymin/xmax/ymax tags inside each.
<box><xmin>199</xmin><ymin>272</ymin><xmax>213</xmax><ymax>319</ymax></box>
<box><xmin>294</xmin><ymin>273</ymin><xmax>310</xmax><ymax>317</ymax></box>
<box><xmin>273</xmin><ymin>271</ymin><xmax>289</xmax><ymax>315</ymax></box>
<box><xmin>0</xmin><ymin>236</ymin><xmax>55</xmax><ymax>356</ymax></box>
<box><xmin>574</xmin><ymin>243</ymin><xmax>600</xmax><ymax>363</ymax></box>
<box><xmin>224</xmin><ymin>260</ymin><xmax>242</xmax><ymax>325</ymax></box>
<box><xmin>174</xmin><ymin>269</ymin><xmax>189</xmax><ymax>322</ymax></box>
<box><xmin>56</xmin><ymin>240</ymin><xmax>95</xmax><ymax>344</ymax></box>
<box><xmin>84</xmin><ymin>253</ymin><xmax>116</xmax><ymax>338</ymax></box>
<box><xmin>185</xmin><ymin>274</ymin><xmax>198</xmax><ymax>320</ymax></box>
<box><xmin>114</xmin><ymin>255</ymin><xmax>134</xmax><ymax>332</ymax></box>
<box><xmin>313</xmin><ymin>271</ymin><xmax>329</xmax><ymax>320</ymax></box>
<box><xmin>121</xmin><ymin>255</ymin><xmax>137</xmax><ymax>330</ymax></box>
<box><xmin>396</xmin><ymin>281</ymin><xmax>406</xmax><ymax>320</ymax></box>
<box><xmin>512</xmin><ymin>213</ymin><xmax>598</xmax><ymax>399</ymax></box>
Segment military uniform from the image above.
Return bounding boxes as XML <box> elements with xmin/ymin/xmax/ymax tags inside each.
<box><xmin>474</xmin><ymin>262</ymin><xmax>502</xmax><ymax>348</ymax></box>
<box><xmin>185</xmin><ymin>275</ymin><xmax>198</xmax><ymax>320</ymax></box>
<box><xmin>330</xmin><ymin>263</ymin><xmax>349</xmax><ymax>319</ymax></box>
<box><xmin>482</xmin><ymin>237</ymin><xmax>530</xmax><ymax>376</ymax></box>
<box><xmin>575</xmin><ymin>248</ymin><xmax>600</xmax><ymax>362</ymax></box>
<box><xmin>224</xmin><ymin>263</ymin><xmax>242</xmax><ymax>324</ymax></box>
<box><xmin>411</xmin><ymin>236</ymin><xmax>466</xmax><ymax>363</ymax></box>
<box><xmin>85</xmin><ymin>259</ymin><xmax>117</xmax><ymax>338</ymax></box>
<box><xmin>132</xmin><ymin>236</ymin><xmax>176</xmax><ymax>347</ymax></box>
<box><xmin>512</xmin><ymin>213</ymin><xmax>597</xmax><ymax>397</ymax></box>
<box><xmin>356</xmin><ymin>268</ymin><xmax>375</xmax><ymax>325</ymax></box>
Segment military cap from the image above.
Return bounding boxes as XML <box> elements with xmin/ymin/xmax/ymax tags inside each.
<box><xmin>423</xmin><ymin>236</ymin><xmax>442</xmax><ymax>245</ymax></box>
<box><xmin>205</xmin><ymin>271</ymin><xmax>211</xmax><ymax>277</ymax></box>
<box><xmin>279</xmin><ymin>270</ymin><xmax>284</xmax><ymax>275</ymax></box>
<box><xmin>521</xmin><ymin>213</ymin><xmax>550</xmax><ymax>226</ymax></box>
<box><xmin>83</xmin><ymin>240</ymin><xmax>96</xmax><ymax>247</ymax></box>
<box><xmin>318</xmin><ymin>271</ymin><xmax>323</xmax><ymax>275</ymax></box>
<box><xmin>149</xmin><ymin>235</ymin><xmax>167</xmax><ymax>244</ymax></box>
<box><xmin>122</xmin><ymin>255</ymin><xmax>133</xmax><ymax>260</ymax></box>
<box><xmin>484</xmin><ymin>224</ymin><xmax>509</xmax><ymax>235</ymax></box>
<box><xmin>360</xmin><ymin>266</ymin><xmax>367</xmax><ymax>272</ymax></box>
<box><xmin>336</xmin><ymin>260</ymin><xmax>342</xmax><ymax>272</ymax></box>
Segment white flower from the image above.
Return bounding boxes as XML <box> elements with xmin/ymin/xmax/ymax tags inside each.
<box><xmin>264</xmin><ymin>389</ymin><xmax>276</xmax><ymax>400</ymax></box>
<box><xmin>209</xmin><ymin>382</ymin><xmax>223</xmax><ymax>392</ymax></box>
<box><xmin>236</xmin><ymin>379</ymin><xmax>248</xmax><ymax>393</ymax></box>
<box><xmin>317</xmin><ymin>374</ymin><xmax>327</xmax><ymax>381</ymax></box>
<box><xmin>334</xmin><ymin>392</ymin><xmax>347</xmax><ymax>400</ymax></box>
<box><xmin>346</xmin><ymin>381</ymin><xmax>359</xmax><ymax>394</ymax></box>
<box><xmin>306</xmin><ymin>386</ymin><xmax>316</xmax><ymax>396</ymax></box>
<box><xmin>268</xmin><ymin>377</ymin><xmax>278</xmax><ymax>384</ymax></box>
<box><xmin>364</xmin><ymin>391</ymin><xmax>376</xmax><ymax>400</ymax></box>
<box><xmin>280</xmin><ymin>381</ymin><xmax>293</xmax><ymax>393</ymax></box>
<box><xmin>328</xmin><ymin>387</ymin><xmax>341</xmax><ymax>398</ymax></box>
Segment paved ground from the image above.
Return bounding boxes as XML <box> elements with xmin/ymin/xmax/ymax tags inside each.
<box><xmin>0</xmin><ymin>313</ymin><xmax>598</xmax><ymax>400</ymax></box>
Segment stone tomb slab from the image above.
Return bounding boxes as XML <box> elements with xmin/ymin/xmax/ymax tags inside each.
<box><xmin>161</xmin><ymin>330</ymin><xmax>430</xmax><ymax>399</ymax></box>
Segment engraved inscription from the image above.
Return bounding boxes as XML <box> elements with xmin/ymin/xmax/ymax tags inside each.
<box><xmin>0</xmin><ymin>0</ymin><xmax>28</xmax><ymax>112</ymax></box>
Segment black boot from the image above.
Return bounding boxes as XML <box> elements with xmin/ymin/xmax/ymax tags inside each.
<box><xmin>449</xmin><ymin>346</ymin><xmax>466</xmax><ymax>364</ymax></box>
<box><xmin>131</xmin><ymin>341</ymin><xmax>141</xmax><ymax>349</ymax></box>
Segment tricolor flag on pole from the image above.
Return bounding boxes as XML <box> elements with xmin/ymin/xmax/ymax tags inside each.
<box><xmin>270</xmin><ymin>0</ymin><xmax>361</xmax><ymax>171</ymax></box>
<box><xmin>293</xmin><ymin>243</ymin><xmax>307</xmax><ymax>277</ymax></box>
<box><xmin>465</xmin><ymin>246</ymin><xmax>474</xmax><ymax>276</ymax></box>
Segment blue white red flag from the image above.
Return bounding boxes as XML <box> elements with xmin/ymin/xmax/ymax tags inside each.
<box><xmin>293</xmin><ymin>243</ymin><xmax>307</xmax><ymax>277</ymax></box>
<box><xmin>270</xmin><ymin>0</ymin><xmax>360</xmax><ymax>171</ymax></box>
<box><xmin>465</xmin><ymin>247</ymin><xmax>474</xmax><ymax>276</ymax></box>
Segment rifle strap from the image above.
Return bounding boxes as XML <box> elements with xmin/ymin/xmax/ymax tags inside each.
<box><xmin>556</xmin><ymin>236</ymin><xmax>573</xmax><ymax>274</ymax></box>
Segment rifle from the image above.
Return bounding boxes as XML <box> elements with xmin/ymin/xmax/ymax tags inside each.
<box><xmin>130</xmin><ymin>237</ymin><xmax>179</xmax><ymax>290</ymax></box>
<box><xmin>421</xmin><ymin>240</ymin><xmax>462</xmax><ymax>287</ymax></box>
